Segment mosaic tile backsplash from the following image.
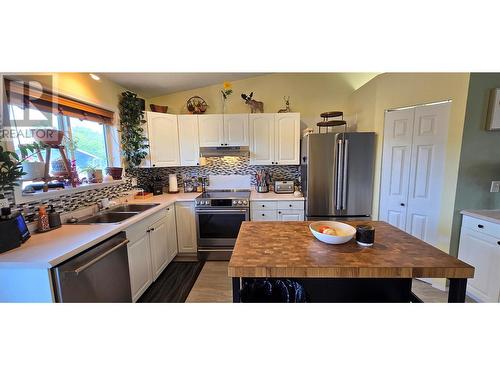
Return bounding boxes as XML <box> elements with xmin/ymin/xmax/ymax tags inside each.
<box><xmin>5</xmin><ymin>179</ymin><xmax>134</xmax><ymax>223</ymax></box>
<box><xmin>134</xmin><ymin>156</ymin><xmax>301</xmax><ymax>190</ymax></box>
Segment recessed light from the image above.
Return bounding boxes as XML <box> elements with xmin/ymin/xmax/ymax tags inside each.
<box><xmin>89</xmin><ymin>73</ymin><xmax>100</xmax><ymax>81</ymax></box>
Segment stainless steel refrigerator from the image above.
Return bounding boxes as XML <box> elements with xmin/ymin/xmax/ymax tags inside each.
<box><xmin>301</xmin><ymin>132</ymin><xmax>375</xmax><ymax>219</ymax></box>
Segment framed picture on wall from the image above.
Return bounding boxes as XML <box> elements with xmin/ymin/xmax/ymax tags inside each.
<box><xmin>486</xmin><ymin>88</ymin><xmax>500</xmax><ymax>131</ymax></box>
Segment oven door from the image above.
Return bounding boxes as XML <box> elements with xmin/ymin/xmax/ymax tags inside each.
<box><xmin>196</xmin><ymin>208</ymin><xmax>249</xmax><ymax>250</ymax></box>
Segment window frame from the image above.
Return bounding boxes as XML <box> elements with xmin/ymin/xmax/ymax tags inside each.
<box><xmin>5</xmin><ymin>103</ymin><xmax>122</xmax><ymax>204</ymax></box>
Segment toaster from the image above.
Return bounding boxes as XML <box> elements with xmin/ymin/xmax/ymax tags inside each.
<box><xmin>274</xmin><ymin>181</ymin><xmax>294</xmax><ymax>194</ymax></box>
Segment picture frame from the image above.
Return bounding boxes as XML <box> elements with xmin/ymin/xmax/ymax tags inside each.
<box><xmin>486</xmin><ymin>88</ymin><xmax>500</xmax><ymax>131</ymax></box>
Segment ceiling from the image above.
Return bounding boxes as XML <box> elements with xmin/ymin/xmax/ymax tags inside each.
<box><xmin>99</xmin><ymin>73</ymin><xmax>267</xmax><ymax>98</ymax></box>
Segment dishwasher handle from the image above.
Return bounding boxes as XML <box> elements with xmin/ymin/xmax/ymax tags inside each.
<box><xmin>67</xmin><ymin>239</ymin><xmax>130</xmax><ymax>275</ymax></box>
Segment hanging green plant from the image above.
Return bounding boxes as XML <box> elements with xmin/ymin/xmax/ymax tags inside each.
<box><xmin>118</xmin><ymin>91</ymin><xmax>148</xmax><ymax>174</ymax></box>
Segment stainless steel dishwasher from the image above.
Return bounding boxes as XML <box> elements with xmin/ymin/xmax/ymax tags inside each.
<box><xmin>51</xmin><ymin>232</ymin><xmax>132</xmax><ymax>302</ymax></box>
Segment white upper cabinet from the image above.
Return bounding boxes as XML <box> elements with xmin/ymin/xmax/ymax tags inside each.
<box><xmin>249</xmin><ymin>113</ymin><xmax>300</xmax><ymax>165</ymax></box>
<box><xmin>275</xmin><ymin>113</ymin><xmax>300</xmax><ymax>165</ymax></box>
<box><xmin>147</xmin><ymin>112</ymin><xmax>181</xmax><ymax>167</ymax></box>
<box><xmin>198</xmin><ymin>114</ymin><xmax>224</xmax><ymax>147</ymax></box>
<box><xmin>223</xmin><ymin>114</ymin><xmax>249</xmax><ymax>146</ymax></box>
<box><xmin>178</xmin><ymin>115</ymin><xmax>200</xmax><ymax>166</ymax></box>
<box><xmin>249</xmin><ymin>114</ymin><xmax>275</xmax><ymax>165</ymax></box>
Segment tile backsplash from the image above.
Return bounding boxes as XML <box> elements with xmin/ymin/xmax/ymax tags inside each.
<box><xmin>6</xmin><ymin>179</ymin><xmax>134</xmax><ymax>223</ymax></box>
<box><xmin>134</xmin><ymin>156</ymin><xmax>301</xmax><ymax>190</ymax></box>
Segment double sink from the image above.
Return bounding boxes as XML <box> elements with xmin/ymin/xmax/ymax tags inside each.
<box><xmin>76</xmin><ymin>203</ymin><xmax>160</xmax><ymax>224</ymax></box>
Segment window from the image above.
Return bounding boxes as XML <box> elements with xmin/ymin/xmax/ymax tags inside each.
<box><xmin>8</xmin><ymin>104</ymin><xmax>110</xmax><ymax>192</ymax></box>
<box><xmin>68</xmin><ymin>117</ymin><xmax>108</xmax><ymax>171</ymax></box>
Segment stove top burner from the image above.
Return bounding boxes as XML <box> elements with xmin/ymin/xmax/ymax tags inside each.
<box><xmin>199</xmin><ymin>190</ymin><xmax>251</xmax><ymax>199</ymax></box>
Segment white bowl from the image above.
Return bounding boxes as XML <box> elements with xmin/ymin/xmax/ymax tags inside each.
<box><xmin>309</xmin><ymin>221</ymin><xmax>356</xmax><ymax>245</ymax></box>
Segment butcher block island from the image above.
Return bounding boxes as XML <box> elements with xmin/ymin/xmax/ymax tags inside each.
<box><xmin>228</xmin><ymin>221</ymin><xmax>475</xmax><ymax>302</ymax></box>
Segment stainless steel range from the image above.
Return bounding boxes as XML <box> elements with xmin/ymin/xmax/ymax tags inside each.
<box><xmin>195</xmin><ymin>190</ymin><xmax>250</xmax><ymax>259</ymax></box>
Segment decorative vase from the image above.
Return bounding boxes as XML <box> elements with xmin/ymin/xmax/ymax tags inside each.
<box><xmin>105</xmin><ymin>167</ymin><xmax>123</xmax><ymax>180</ymax></box>
<box><xmin>51</xmin><ymin>158</ymin><xmax>68</xmax><ymax>177</ymax></box>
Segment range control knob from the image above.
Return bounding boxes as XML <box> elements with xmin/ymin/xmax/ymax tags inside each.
<box><xmin>242</xmin><ymin>200</ymin><xmax>248</xmax><ymax>205</ymax></box>
<box><xmin>233</xmin><ymin>200</ymin><xmax>237</xmax><ymax>205</ymax></box>
<box><xmin>205</xmin><ymin>200</ymin><xmax>210</xmax><ymax>205</ymax></box>
<box><xmin>238</xmin><ymin>200</ymin><xmax>243</xmax><ymax>205</ymax></box>
<box><xmin>196</xmin><ymin>201</ymin><xmax>200</xmax><ymax>205</ymax></box>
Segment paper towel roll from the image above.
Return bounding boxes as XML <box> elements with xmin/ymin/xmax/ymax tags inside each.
<box><xmin>169</xmin><ymin>174</ymin><xmax>178</xmax><ymax>192</ymax></box>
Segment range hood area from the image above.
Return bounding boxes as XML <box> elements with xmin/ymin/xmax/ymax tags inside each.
<box><xmin>199</xmin><ymin>146</ymin><xmax>250</xmax><ymax>157</ymax></box>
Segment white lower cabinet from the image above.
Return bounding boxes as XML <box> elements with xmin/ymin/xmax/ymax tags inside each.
<box><xmin>251</xmin><ymin>200</ymin><xmax>304</xmax><ymax>222</ymax></box>
<box><xmin>149</xmin><ymin>216</ymin><xmax>169</xmax><ymax>280</ymax></box>
<box><xmin>126</xmin><ymin>204</ymin><xmax>178</xmax><ymax>302</ymax></box>
<box><xmin>165</xmin><ymin>205</ymin><xmax>178</xmax><ymax>262</ymax></box>
<box><xmin>458</xmin><ymin>215</ymin><xmax>500</xmax><ymax>302</ymax></box>
<box><xmin>278</xmin><ymin>210</ymin><xmax>304</xmax><ymax>221</ymax></box>
<box><xmin>175</xmin><ymin>201</ymin><xmax>197</xmax><ymax>253</ymax></box>
<box><xmin>127</xmin><ymin>232</ymin><xmax>153</xmax><ymax>302</ymax></box>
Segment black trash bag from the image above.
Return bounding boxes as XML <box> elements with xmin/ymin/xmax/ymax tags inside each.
<box><xmin>240</xmin><ymin>278</ymin><xmax>306</xmax><ymax>303</ymax></box>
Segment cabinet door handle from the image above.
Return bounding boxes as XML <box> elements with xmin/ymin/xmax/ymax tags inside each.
<box><xmin>150</xmin><ymin>228</ymin><xmax>155</xmax><ymax>232</ymax></box>
<box><xmin>289</xmin><ymin>204</ymin><xmax>292</xmax><ymax>207</ymax></box>
<box><xmin>400</xmin><ymin>203</ymin><xmax>405</xmax><ymax>207</ymax></box>
<box><xmin>278</xmin><ymin>211</ymin><xmax>282</xmax><ymax>214</ymax></box>
<box><xmin>478</xmin><ymin>224</ymin><xmax>484</xmax><ymax>229</ymax></box>
<box><xmin>261</xmin><ymin>213</ymin><xmax>265</xmax><ymax>216</ymax></box>
<box><xmin>497</xmin><ymin>241</ymin><xmax>500</xmax><ymax>246</ymax></box>
<box><xmin>262</xmin><ymin>204</ymin><xmax>265</xmax><ymax>207</ymax></box>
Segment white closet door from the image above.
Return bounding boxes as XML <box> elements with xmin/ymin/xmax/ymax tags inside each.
<box><xmin>379</xmin><ymin>108</ymin><xmax>415</xmax><ymax>230</ymax></box>
<box><xmin>405</xmin><ymin>102</ymin><xmax>450</xmax><ymax>245</ymax></box>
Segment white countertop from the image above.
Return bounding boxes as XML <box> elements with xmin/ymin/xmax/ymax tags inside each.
<box><xmin>0</xmin><ymin>190</ymin><xmax>304</xmax><ymax>270</ymax></box>
<box><xmin>461</xmin><ymin>209</ymin><xmax>500</xmax><ymax>225</ymax></box>
<box><xmin>0</xmin><ymin>192</ymin><xmax>199</xmax><ymax>269</ymax></box>
<box><xmin>250</xmin><ymin>191</ymin><xmax>304</xmax><ymax>201</ymax></box>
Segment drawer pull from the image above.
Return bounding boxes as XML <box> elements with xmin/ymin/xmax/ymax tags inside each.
<box><xmin>278</xmin><ymin>211</ymin><xmax>282</xmax><ymax>214</ymax></box>
<box><xmin>498</xmin><ymin>241</ymin><xmax>500</xmax><ymax>246</ymax></box>
<box><xmin>478</xmin><ymin>224</ymin><xmax>484</xmax><ymax>229</ymax></box>
<box><xmin>289</xmin><ymin>204</ymin><xmax>292</xmax><ymax>207</ymax></box>
<box><xmin>261</xmin><ymin>213</ymin><xmax>265</xmax><ymax>216</ymax></box>
<box><xmin>262</xmin><ymin>204</ymin><xmax>265</xmax><ymax>207</ymax></box>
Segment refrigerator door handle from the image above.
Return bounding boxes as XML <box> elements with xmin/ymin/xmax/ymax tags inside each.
<box><xmin>336</xmin><ymin>139</ymin><xmax>343</xmax><ymax>210</ymax></box>
<box><xmin>342</xmin><ymin>139</ymin><xmax>349</xmax><ymax>210</ymax></box>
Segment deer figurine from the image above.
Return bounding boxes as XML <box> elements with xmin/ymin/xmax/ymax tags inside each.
<box><xmin>278</xmin><ymin>96</ymin><xmax>291</xmax><ymax>113</ymax></box>
<box><xmin>241</xmin><ymin>92</ymin><xmax>264</xmax><ymax>113</ymax></box>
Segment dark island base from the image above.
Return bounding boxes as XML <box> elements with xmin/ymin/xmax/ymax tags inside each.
<box><xmin>232</xmin><ymin>277</ymin><xmax>467</xmax><ymax>303</ymax></box>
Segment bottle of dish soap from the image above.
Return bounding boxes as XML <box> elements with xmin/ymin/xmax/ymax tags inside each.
<box><xmin>37</xmin><ymin>205</ymin><xmax>50</xmax><ymax>232</ymax></box>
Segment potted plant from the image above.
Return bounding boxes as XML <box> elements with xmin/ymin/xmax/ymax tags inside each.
<box><xmin>0</xmin><ymin>146</ymin><xmax>25</xmax><ymax>208</ymax></box>
<box><xmin>81</xmin><ymin>160</ymin><xmax>103</xmax><ymax>183</ymax></box>
<box><xmin>18</xmin><ymin>142</ymin><xmax>46</xmax><ymax>180</ymax></box>
<box><xmin>119</xmin><ymin>91</ymin><xmax>148</xmax><ymax>175</ymax></box>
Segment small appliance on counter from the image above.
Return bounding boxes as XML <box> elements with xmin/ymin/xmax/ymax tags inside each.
<box><xmin>0</xmin><ymin>207</ymin><xmax>30</xmax><ymax>254</ymax></box>
<box><xmin>274</xmin><ymin>180</ymin><xmax>294</xmax><ymax>194</ymax></box>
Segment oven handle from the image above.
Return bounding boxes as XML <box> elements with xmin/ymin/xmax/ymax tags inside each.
<box><xmin>196</xmin><ymin>209</ymin><xmax>249</xmax><ymax>214</ymax></box>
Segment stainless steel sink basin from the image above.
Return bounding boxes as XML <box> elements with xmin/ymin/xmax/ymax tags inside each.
<box><xmin>108</xmin><ymin>203</ymin><xmax>160</xmax><ymax>213</ymax></box>
<box><xmin>77</xmin><ymin>212</ymin><xmax>138</xmax><ymax>224</ymax></box>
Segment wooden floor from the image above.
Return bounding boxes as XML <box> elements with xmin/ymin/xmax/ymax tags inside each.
<box><xmin>186</xmin><ymin>261</ymin><xmax>233</xmax><ymax>302</ymax></box>
<box><xmin>139</xmin><ymin>261</ymin><xmax>205</xmax><ymax>303</ymax></box>
<box><xmin>186</xmin><ymin>261</ymin><xmax>475</xmax><ymax>303</ymax></box>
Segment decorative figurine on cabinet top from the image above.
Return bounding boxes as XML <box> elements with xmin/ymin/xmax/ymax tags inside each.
<box><xmin>241</xmin><ymin>92</ymin><xmax>264</xmax><ymax>113</ymax></box>
<box><xmin>278</xmin><ymin>96</ymin><xmax>291</xmax><ymax>113</ymax></box>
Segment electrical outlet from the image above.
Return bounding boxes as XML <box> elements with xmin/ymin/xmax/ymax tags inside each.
<box><xmin>491</xmin><ymin>181</ymin><xmax>500</xmax><ymax>193</ymax></box>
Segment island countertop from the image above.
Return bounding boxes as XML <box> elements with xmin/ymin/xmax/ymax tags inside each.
<box><xmin>228</xmin><ymin>221</ymin><xmax>475</xmax><ymax>279</ymax></box>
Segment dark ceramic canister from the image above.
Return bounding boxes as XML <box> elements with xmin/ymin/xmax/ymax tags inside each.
<box><xmin>356</xmin><ymin>224</ymin><xmax>375</xmax><ymax>246</ymax></box>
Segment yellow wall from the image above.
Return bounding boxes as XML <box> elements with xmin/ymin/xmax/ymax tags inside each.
<box><xmin>346</xmin><ymin>73</ymin><xmax>470</xmax><ymax>254</ymax></box>
<box><xmin>147</xmin><ymin>73</ymin><xmax>379</xmax><ymax>128</ymax></box>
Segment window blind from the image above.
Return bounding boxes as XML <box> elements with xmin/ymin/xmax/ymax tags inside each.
<box><xmin>4</xmin><ymin>79</ymin><xmax>114</xmax><ymax>125</ymax></box>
